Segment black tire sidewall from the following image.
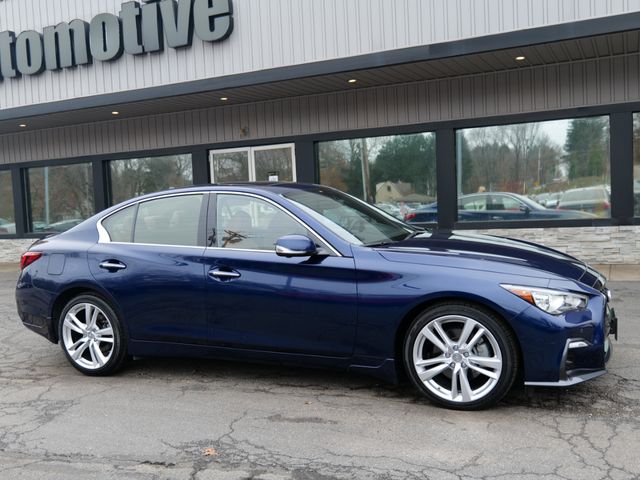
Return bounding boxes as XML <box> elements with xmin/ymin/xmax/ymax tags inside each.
<box><xmin>58</xmin><ymin>294</ymin><xmax>128</xmax><ymax>376</ymax></box>
<box><xmin>403</xmin><ymin>303</ymin><xmax>518</xmax><ymax>410</ymax></box>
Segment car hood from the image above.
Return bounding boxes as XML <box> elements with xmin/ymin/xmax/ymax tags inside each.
<box><xmin>376</xmin><ymin>231</ymin><xmax>605</xmax><ymax>288</ymax></box>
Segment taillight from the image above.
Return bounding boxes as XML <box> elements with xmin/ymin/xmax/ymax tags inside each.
<box><xmin>20</xmin><ymin>251</ymin><xmax>43</xmax><ymax>270</ymax></box>
<box><xmin>603</xmin><ymin>201</ymin><xmax>611</xmax><ymax>210</ymax></box>
<box><xmin>404</xmin><ymin>212</ymin><xmax>416</xmax><ymax>221</ymax></box>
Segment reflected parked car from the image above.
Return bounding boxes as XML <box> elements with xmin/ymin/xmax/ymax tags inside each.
<box><xmin>17</xmin><ymin>184</ymin><xmax>617</xmax><ymax>410</ymax></box>
<box><xmin>40</xmin><ymin>218</ymin><xmax>85</xmax><ymax>233</ymax></box>
<box><xmin>557</xmin><ymin>186</ymin><xmax>611</xmax><ymax>217</ymax></box>
<box><xmin>0</xmin><ymin>218</ymin><xmax>16</xmax><ymax>234</ymax></box>
<box><xmin>405</xmin><ymin>192</ymin><xmax>596</xmax><ymax>223</ymax></box>
<box><xmin>374</xmin><ymin>203</ymin><xmax>403</xmax><ymax>219</ymax></box>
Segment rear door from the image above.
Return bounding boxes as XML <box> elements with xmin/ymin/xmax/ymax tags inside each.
<box><xmin>88</xmin><ymin>193</ymin><xmax>208</xmax><ymax>344</ymax></box>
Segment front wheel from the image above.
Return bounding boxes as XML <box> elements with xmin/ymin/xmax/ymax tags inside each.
<box><xmin>403</xmin><ymin>303</ymin><xmax>519</xmax><ymax>410</ymax></box>
<box><xmin>58</xmin><ymin>294</ymin><xmax>128</xmax><ymax>376</ymax></box>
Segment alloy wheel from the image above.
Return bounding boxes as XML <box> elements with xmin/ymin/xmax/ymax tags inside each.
<box><xmin>412</xmin><ymin>315</ymin><xmax>503</xmax><ymax>403</ymax></box>
<box><xmin>61</xmin><ymin>302</ymin><xmax>115</xmax><ymax>370</ymax></box>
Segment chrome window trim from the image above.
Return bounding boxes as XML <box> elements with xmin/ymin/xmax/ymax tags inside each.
<box><xmin>97</xmin><ymin>190</ymin><xmax>342</xmax><ymax>257</ymax></box>
<box><xmin>212</xmin><ymin>191</ymin><xmax>342</xmax><ymax>257</ymax></box>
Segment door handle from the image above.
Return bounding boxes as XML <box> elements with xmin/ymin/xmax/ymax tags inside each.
<box><xmin>208</xmin><ymin>268</ymin><xmax>241</xmax><ymax>280</ymax></box>
<box><xmin>99</xmin><ymin>260</ymin><xmax>127</xmax><ymax>271</ymax></box>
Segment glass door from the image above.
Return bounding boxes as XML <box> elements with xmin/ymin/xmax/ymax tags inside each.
<box><xmin>209</xmin><ymin>143</ymin><xmax>296</xmax><ymax>183</ymax></box>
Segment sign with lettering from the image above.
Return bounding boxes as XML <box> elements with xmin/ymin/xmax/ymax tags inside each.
<box><xmin>0</xmin><ymin>0</ymin><xmax>233</xmax><ymax>80</ymax></box>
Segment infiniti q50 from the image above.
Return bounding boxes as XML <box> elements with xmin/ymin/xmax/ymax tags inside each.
<box><xmin>16</xmin><ymin>184</ymin><xmax>617</xmax><ymax>409</ymax></box>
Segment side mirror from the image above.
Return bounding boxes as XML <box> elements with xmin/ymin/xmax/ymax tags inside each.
<box><xmin>519</xmin><ymin>205</ymin><xmax>531</xmax><ymax>214</ymax></box>
<box><xmin>275</xmin><ymin>235</ymin><xmax>317</xmax><ymax>257</ymax></box>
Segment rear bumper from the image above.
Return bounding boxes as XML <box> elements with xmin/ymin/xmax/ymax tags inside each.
<box><xmin>16</xmin><ymin>276</ymin><xmax>57</xmax><ymax>343</ymax></box>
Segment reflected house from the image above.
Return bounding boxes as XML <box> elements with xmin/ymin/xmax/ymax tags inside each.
<box><xmin>375</xmin><ymin>181</ymin><xmax>433</xmax><ymax>206</ymax></box>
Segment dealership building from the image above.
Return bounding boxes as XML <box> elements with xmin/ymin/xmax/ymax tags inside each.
<box><xmin>1</xmin><ymin>0</ymin><xmax>639</xmax><ymax>265</ymax></box>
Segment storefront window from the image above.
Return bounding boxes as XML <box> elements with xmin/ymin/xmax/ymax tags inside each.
<box><xmin>109</xmin><ymin>154</ymin><xmax>193</xmax><ymax>205</ymax></box>
<box><xmin>457</xmin><ymin>116</ymin><xmax>611</xmax><ymax>222</ymax></box>
<box><xmin>633</xmin><ymin>114</ymin><xmax>640</xmax><ymax>217</ymax></box>
<box><xmin>0</xmin><ymin>170</ymin><xmax>15</xmax><ymax>235</ymax></box>
<box><xmin>318</xmin><ymin>132</ymin><xmax>437</xmax><ymax>221</ymax></box>
<box><xmin>26</xmin><ymin>163</ymin><xmax>94</xmax><ymax>233</ymax></box>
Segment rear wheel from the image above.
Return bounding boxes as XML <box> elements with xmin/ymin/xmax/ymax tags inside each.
<box><xmin>58</xmin><ymin>295</ymin><xmax>128</xmax><ymax>376</ymax></box>
<box><xmin>403</xmin><ymin>303</ymin><xmax>518</xmax><ymax>410</ymax></box>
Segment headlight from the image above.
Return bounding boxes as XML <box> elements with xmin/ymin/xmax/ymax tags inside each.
<box><xmin>501</xmin><ymin>284</ymin><xmax>588</xmax><ymax>315</ymax></box>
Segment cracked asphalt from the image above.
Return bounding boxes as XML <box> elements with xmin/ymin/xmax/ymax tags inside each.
<box><xmin>0</xmin><ymin>268</ymin><xmax>639</xmax><ymax>480</ymax></box>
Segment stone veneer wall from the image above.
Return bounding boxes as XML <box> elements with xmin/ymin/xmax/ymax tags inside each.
<box><xmin>0</xmin><ymin>226</ymin><xmax>638</xmax><ymax>265</ymax></box>
<box><xmin>466</xmin><ymin>226</ymin><xmax>640</xmax><ymax>264</ymax></box>
<box><xmin>0</xmin><ymin>239</ymin><xmax>35</xmax><ymax>263</ymax></box>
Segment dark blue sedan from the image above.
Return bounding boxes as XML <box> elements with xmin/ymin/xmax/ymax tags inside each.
<box><xmin>16</xmin><ymin>184</ymin><xmax>617</xmax><ymax>409</ymax></box>
<box><xmin>405</xmin><ymin>192</ymin><xmax>597</xmax><ymax>223</ymax></box>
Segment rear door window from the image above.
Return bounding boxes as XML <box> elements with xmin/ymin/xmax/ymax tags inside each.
<box><xmin>133</xmin><ymin>194</ymin><xmax>204</xmax><ymax>247</ymax></box>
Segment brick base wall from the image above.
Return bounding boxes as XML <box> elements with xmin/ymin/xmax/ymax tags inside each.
<box><xmin>466</xmin><ymin>226</ymin><xmax>640</xmax><ymax>264</ymax></box>
<box><xmin>0</xmin><ymin>240</ymin><xmax>35</xmax><ymax>263</ymax></box>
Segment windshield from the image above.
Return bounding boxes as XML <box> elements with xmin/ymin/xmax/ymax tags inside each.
<box><xmin>283</xmin><ymin>187</ymin><xmax>413</xmax><ymax>246</ymax></box>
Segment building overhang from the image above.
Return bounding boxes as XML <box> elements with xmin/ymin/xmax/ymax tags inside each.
<box><xmin>2</xmin><ymin>11</ymin><xmax>640</xmax><ymax>135</ymax></box>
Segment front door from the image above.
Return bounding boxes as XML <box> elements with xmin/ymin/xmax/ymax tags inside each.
<box><xmin>209</xmin><ymin>143</ymin><xmax>296</xmax><ymax>183</ymax></box>
<box><xmin>202</xmin><ymin>192</ymin><xmax>358</xmax><ymax>357</ymax></box>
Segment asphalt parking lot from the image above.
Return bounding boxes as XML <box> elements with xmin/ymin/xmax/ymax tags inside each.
<box><xmin>0</xmin><ymin>268</ymin><xmax>639</xmax><ymax>480</ymax></box>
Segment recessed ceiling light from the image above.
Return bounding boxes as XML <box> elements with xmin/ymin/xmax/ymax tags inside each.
<box><xmin>111</xmin><ymin>111</ymin><xmax>120</xmax><ymax>115</ymax></box>
<box><xmin>19</xmin><ymin>123</ymin><xmax>27</xmax><ymax>128</ymax></box>
<box><xmin>515</xmin><ymin>55</ymin><xmax>526</xmax><ymax>61</ymax></box>
<box><xmin>348</xmin><ymin>79</ymin><xmax>357</xmax><ymax>84</ymax></box>
<box><xmin>220</xmin><ymin>97</ymin><xmax>228</xmax><ymax>101</ymax></box>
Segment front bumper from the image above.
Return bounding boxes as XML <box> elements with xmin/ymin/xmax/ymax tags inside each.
<box><xmin>524</xmin><ymin>296</ymin><xmax>617</xmax><ymax>387</ymax></box>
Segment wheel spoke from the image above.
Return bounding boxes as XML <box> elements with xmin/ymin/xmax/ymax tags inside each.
<box><xmin>421</xmin><ymin>328</ymin><xmax>448</xmax><ymax>354</ymax></box>
<box><xmin>89</xmin><ymin>306</ymin><xmax>99</xmax><ymax>329</ymax></box>
<box><xmin>71</xmin><ymin>339</ymin><xmax>90</xmax><ymax>360</ymax></box>
<box><xmin>97</xmin><ymin>327</ymin><xmax>113</xmax><ymax>336</ymax></box>
<box><xmin>450</xmin><ymin>364</ymin><xmax>461</xmax><ymax>399</ymax></box>
<box><xmin>68</xmin><ymin>312</ymin><xmax>86</xmax><ymax>330</ymax></box>
<box><xmin>90</xmin><ymin>342</ymin><xmax>106</xmax><ymax>367</ymax></box>
<box><xmin>468</xmin><ymin>356</ymin><xmax>501</xmax><ymax>369</ymax></box>
<box><xmin>98</xmin><ymin>337</ymin><xmax>114</xmax><ymax>344</ymax></box>
<box><xmin>457</xmin><ymin>318</ymin><xmax>476</xmax><ymax>346</ymax></box>
<box><xmin>465</xmin><ymin>327</ymin><xmax>486</xmax><ymax>350</ymax></box>
<box><xmin>63</xmin><ymin>317</ymin><xmax>84</xmax><ymax>334</ymax></box>
<box><xmin>432</xmin><ymin>321</ymin><xmax>454</xmax><ymax>348</ymax></box>
<box><xmin>459</xmin><ymin>368</ymin><xmax>473</xmax><ymax>402</ymax></box>
<box><xmin>415</xmin><ymin>355</ymin><xmax>447</xmax><ymax>367</ymax></box>
<box><xmin>418</xmin><ymin>363</ymin><xmax>450</xmax><ymax>382</ymax></box>
<box><xmin>467</xmin><ymin>363</ymin><xmax>499</xmax><ymax>379</ymax></box>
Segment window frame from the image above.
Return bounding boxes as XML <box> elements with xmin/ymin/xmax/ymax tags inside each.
<box><xmin>97</xmin><ymin>192</ymin><xmax>209</xmax><ymax>249</ymax></box>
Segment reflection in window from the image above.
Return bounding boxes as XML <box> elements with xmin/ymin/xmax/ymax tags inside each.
<box><xmin>457</xmin><ymin>116</ymin><xmax>611</xmax><ymax>221</ymax></box>
<box><xmin>632</xmin><ymin>114</ymin><xmax>640</xmax><ymax>217</ymax></box>
<box><xmin>109</xmin><ymin>154</ymin><xmax>193</xmax><ymax>205</ymax></box>
<box><xmin>0</xmin><ymin>170</ymin><xmax>15</xmax><ymax>235</ymax></box>
<box><xmin>215</xmin><ymin>194</ymin><xmax>307</xmax><ymax>250</ymax></box>
<box><xmin>254</xmin><ymin>147</ymin><xmax>294</xmax><ymax>181</ymax></box>
<box><xmin>318</xmin><ymin>133</ymin><xmax>437</xmax><ymax>221</ymax></box>
<box><xmin>27</xmin><ymin>163</ymin><xmax>94</xmax><ymax>233</ymax></box>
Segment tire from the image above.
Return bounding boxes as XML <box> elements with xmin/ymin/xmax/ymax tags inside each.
<box><xmin>58</xmin><ymin>294</ymin><xmax>128</xmax><ymax>376</ymax></box>
<box><xmin>403</xmin><ymin>302</ymin><xmax>519</xmax><ymax>410</ymax></box>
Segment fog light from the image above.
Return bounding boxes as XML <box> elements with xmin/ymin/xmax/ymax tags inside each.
<box><xmin>567</xmin><ymin>340</ymin><xmax>590</xmax><ymax>349</ymax></box>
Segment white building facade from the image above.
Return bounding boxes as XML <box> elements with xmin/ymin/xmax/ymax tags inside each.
<box><xmin>1</xmin><ymin>0</ymin><xmax>639</xmax><ymax>263</ymax></box>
